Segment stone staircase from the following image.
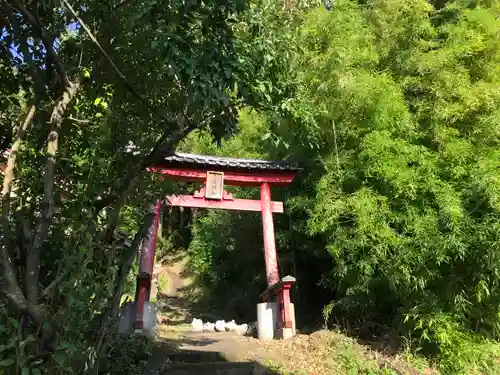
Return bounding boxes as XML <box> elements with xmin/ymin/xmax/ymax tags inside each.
<box><xmin>144</xmin><ymin>347</ymin><xmax>276</xmax><ymax>375</ymax></box>
<box><xmin>163</xmin><ymin>351</ymin><xmax>266</xmax><ymax>375</ymax></box>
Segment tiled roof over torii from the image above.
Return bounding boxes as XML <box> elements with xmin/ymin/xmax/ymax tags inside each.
<box><xmin>160</xmin><ymin>152</ymin><xmax>301</xmax><ymax>172</ymax></box>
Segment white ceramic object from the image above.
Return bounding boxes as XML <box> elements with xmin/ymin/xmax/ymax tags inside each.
<box><xmin>235</xmin><ymin>323</ymin><xmax>248</xmax><ymax>336</ymax></box>
<box><xmin>191</xmin><ymin>318</ymin><xmax>203</xmax><ymax>332</ymax></box>
<box><xmin>203</xmin><ymin>322</ymin><xmax>216</xmax><ymax>332</ymax></box>
<box><xmin>225</xmin><ymin>319</ymin><xmax>237</xmax><ymax>332</ymax></box>
<box><xmin>215</xmin><ymin>320</ymin><xmax>226</xmax><ymax>332</ymax></box>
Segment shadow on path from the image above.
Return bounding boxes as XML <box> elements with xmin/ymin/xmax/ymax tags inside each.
<box><xmin>142</xmin><ymin>335</ymin><xmax>284</xmax><ymax>375</ymax></box>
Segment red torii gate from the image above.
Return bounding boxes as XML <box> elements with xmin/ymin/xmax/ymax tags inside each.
<box><xmin>134</xmin><ymin>153</ymin><xmax>300</xmax><ymax>338</ymax></box>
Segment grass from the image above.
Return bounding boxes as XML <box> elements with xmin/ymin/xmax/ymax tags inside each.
<box><xmin>151</xmin><ymin>289</ymin><xmax>439</xmax><ymax>375</ymax></box>
<box><xmin>254</xmin><ymin>330</ymin><xmax>438</xmax><ymax>375</ymax></box>
<box><xmin>260</xmin><ymin>329</ymin><xmax>500</xmax><ymax>375</ymax></box>
<box><xmin>158</xmin><ymin>274</ymin><xmax>169</xmax><ymax>294</ymax></box>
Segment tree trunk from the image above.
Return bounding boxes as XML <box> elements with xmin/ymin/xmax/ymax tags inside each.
<box><xmin>0</xmin><ymin>101</ymin><xmax>48</xmax><ymax>329</ymax></box>
<box><xmin>87</xmin><ymin>208</ymin><xmax>156</xmax><ymax>374</ymax></box>
<box><xmin>1</xmin><ymin>102</ymin><xmax>37</xmax><ymax>256</ymax></box>
<box><xmin>26</xmin><ymin>81</ymin><xmax>81</xmax><ymax>304</ymax></box>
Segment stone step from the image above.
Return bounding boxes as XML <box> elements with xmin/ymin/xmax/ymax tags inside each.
<box><xmin>161</xmin><ymin>361</ymin><xmax>269</xmax><ymax>375</ymax></box>
<box><xmin>166</xmin><ymin>350</ymin><xmax>227</xmax><ymax>363</ymax></box>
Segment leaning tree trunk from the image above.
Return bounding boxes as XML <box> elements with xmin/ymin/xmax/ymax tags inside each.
<box><xmin>86</xmin><ymin>207</ymin><xmax>157</xmax><ymax>375</ymax></box>
<box><xmin>26</xmin><ymin>81</ymin><xmax>81</xmax><ymax>305</ymax></box>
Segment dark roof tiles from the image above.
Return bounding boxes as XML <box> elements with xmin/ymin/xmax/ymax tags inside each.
<box><xmin>161</xmin><ymin>152</ymin><xmax>301</xmax><ymax>172</ymax></box>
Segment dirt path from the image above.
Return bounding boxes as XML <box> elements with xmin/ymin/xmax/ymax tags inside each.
<box><xmin>160</xmin><ymin>328</ymin><xmax>285</xmax><ymax>364</ymax></box>
<box><xmin>148</xmin><ymin>261</ymin><xmax>295</xmax><ymax>374</ymax></box>
<box><xmin>157</xmin><ymin>325</ymin><xmax>343</xmax><ymax>375</ymax></box>
<box><xmin>143</xmin><ymin>322</ymin><xmax>281</xmax><ymax>375</ymax></box>
<box><xmin>142</xmin><ymin>259</ymin><xmax>437</xmax><ymax>375</ymax></box>
<box><xmin>145</xmin><ymin>317</ymin><xmax>437</xmax><ymax>375</ymax></box>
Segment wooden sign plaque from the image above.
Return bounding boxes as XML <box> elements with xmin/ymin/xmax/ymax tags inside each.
<box><xmin>205</xmin><ymin>171</ymin><xmax>224</xmax><ymax>200</ymax></box>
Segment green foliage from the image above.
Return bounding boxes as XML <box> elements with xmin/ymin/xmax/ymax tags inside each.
<box><xmin>403</xmin><ymin>312</ymin><xmax>500</xmax><ymax>374</ymax></box>
<box><xmin>100</xmin><ymin>334</ymin><xmax>152</xmax><ymax>375</ymax></box>
<box><xmin>5</xmin><ymin>0</ymin><xmax>500</xmax><ymax>372</ymax></box>
<box><xmin>284</xmin><ymin>0</ymin><xmax>500</xmax><ymax>371</ymax></box>
<box><xmin>187</xmin><ymin>204</ymin><xmax>266</xmax><ymax>319</ymax></box>
<box><xmin>0</xmin><ymin>0</ymin><xmax>293</xmax><ymax>373</ymax></box>
<box><xmin>0</xmin><ymin>316</ymin><xmax>18</xmax><ymax>373</ymax></box>
<box><xmin>157</xmin><ymin>275</ymin><xmax>169</xmax><ymax>295</ymax></box>
<box><xmin>179</xmin><ymin>0</ymin><xmax>500</xmax><ymax>373</ymax></box>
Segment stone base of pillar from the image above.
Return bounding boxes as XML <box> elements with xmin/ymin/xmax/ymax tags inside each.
<box><xmin>276</xmin><ymin>328</ymin><xmax>294</xmax><ymax>340</ymax></box>
<box><xmin>118</xmin><ymin>301</ymin><xmax>158</xmax><ymax>336</ymax></box>
<box><xmin>257</xmin><ymin>302</ymin><xmax>278</xmax><ymax>340</ymax></box>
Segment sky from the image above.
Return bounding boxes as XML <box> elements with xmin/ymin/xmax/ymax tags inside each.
<box><xmin>2</xmin><ymin>17</ymin><xmax>80</xmax><ymax>64</ymax></box>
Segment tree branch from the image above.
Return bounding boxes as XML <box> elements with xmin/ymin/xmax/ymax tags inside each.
<box><xmin>1</xmin><ymin>101</ymin><xmax>37</xmax><ymax>260</ymax></box>
<box><xmin>27</xmin><ymin>81</ymin><xmax>81</xmax><ymax>304</ymax></box>
<box><xmin>59</xmin><ymin>0</ymin><xmax>197</xmax><ymax>227</ymax></box>
<box><xmin>143</xmin><ymin>122</ymin><xmax>195</xmax><ymax>167</ymax></box>
<box><xmin>97</xmin><ymin>122</ymin><xmax>194</xmax><ymax>243</ymax></box>
<box><xmin>0</xmin><ymin>244</ymin><xmax>47</xmax><ymax>328</ymax></box>
<box><xmin>60</xmin><ymin>0</ymin><xmax>180</xmax><ymax>127</ymax></box>
<box><xmin>0</xmin><ymin>40</ymin><xmax>47</xmax><ymax>329</ymax></box>
<box><xmin>40</xmin><ymin>269</ymin><xmax>70</xmax><ymax>299</ymax></box>
<box><xmin>15</xmin><ymin>211</ymin><xmax>32</xmax><ymax>262</ymax></box>
<box><xmin>8</xmin><ymin>0</ymin><xmax>70</xmax><ymax>87</ymax></box>
<box><xmin>55</xmin><ymin>0</ymin><xmax>200</xmax><ymax>217</ymax></box>
<box><xmin>68</xmin><ymin>116</ymin><xmax>90</xmax><ymax>123</ymax></box>
<box><xmin>112</xmin><ymin>0</ymin><xmax>136</xmax><ymax>11</ymax></box>
<box><xmin>92</xmin><ymin>208</ymin><xmax>156</xmax><ymax>366</ymax></box>
<box><xmin>3</xmin><ymin>2</ymin><xmax>46</xmax><ymax>94</ymax></box>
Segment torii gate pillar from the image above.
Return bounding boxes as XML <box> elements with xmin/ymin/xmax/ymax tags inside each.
<box><xmin>260</xmin><ymin>182</ymin><xmax>279</xmax><ymax>286</ymax></box>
